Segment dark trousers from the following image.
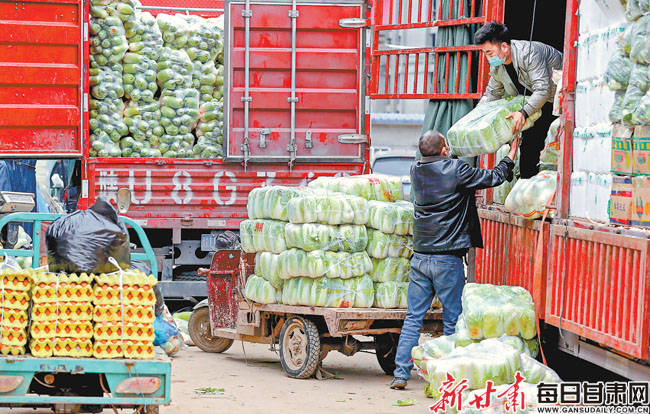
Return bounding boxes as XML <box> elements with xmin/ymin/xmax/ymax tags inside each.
<box><xmin>519</xmin><ymin>102</ymin><xmax>556</xmax><ymax>179</ymax></box>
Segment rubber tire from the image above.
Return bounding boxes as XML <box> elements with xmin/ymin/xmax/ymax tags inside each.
<box><xmin>136</xmin><ymin>405</ymin><xmax>159</xmax><ymax>414</ymax></box>
<box><xmin>188</xmin><ymin>307</ymin><xmax>234</xmax><ymax>353</ymax></box>
<box><xmin>375</xmin><ymin>333</ymin><xmax>399</xmax><ymax>376</ymax></box>
<box><xmin>279</xmin><ymin>317</ymin><xmax>321</xmax><ymax>379</ymax></box>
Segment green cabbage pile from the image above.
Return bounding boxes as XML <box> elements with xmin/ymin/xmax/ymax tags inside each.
<box><xmin>281</xmin><ymin>276</ymin><xmax>374</xmax><ymax>308</ymax></box>
<box><xmin>193</xmin><ymin>101</ymin><xmax>224</xmax><ymax>158</ymax></box>
<box><xmin>247</xmin><ymin>186</ymin><xmax>308</xmax><ymax>221</ymax></box>
<box><xmin>244</xmin><ymin>274</ymin><xmax>280</xmax><ymax>304</ymax></box>
<box><xmin>285</xmin><ymin>223</ymin><xmax>368</xmax><ymax>252</ymax></box>
<box><xmin>157</xmin><ymin>14</ymin><xmax>190</xmax><ymax>49</ymax></box>
<box><xmin>123</xmin><ymin>101</ymin><xmax>163</xmax><ymax>145</ymax></box>
<box><xmin>89</xmin><ymin>98</ymin><xmax>127</xmax><ymax>157</ymax></box>
<box><xmin>373</xmin><ymin>281</ymin><xmax>408</xmax><ymax>308</ymax></box>
<box><xmin>367</xmin><ymin>200</ymin><xmax>413</xmax><ymax>235</ymax></box>
<box><xmin>240</xmin><ymin>219</ymin><xmax>287</xmax><ymax>254</ymax></box>
<box><xmin>157</xmin><ymin>47</ymin><xmax>193</xmax><ymax>89</ymax></box>
<box><xmin>308</xmin><ymin>174</ymin><xmax>403</xmax><ymax>202</ymax></box>
<box><xmin>366</xmin><ymin>229</ymin><xmax>413</xmax><ymax>259</ymax></box>
<box><xmin>123</xmin><ymin>52</ymin><xmax>158</xmax><ymax>102</ymax></box>
<box><xmin>89</xmin><ymin>65</ymin><xmax>124</xmax><ymax>100</ymax></box>
<box><xmin>279</xmin><ymin>249</ymin><xmax>372</xmax><ymax>279</ymax></box>
<box><xmin>286</xmin><ymin>194</ymin><xmax>369</xmax><ymax>225</ymax></box>
<box><xmin>621</xmin><ymin>63</ymin><xmax>649</xmax><ymax>125</ymax></box>
<box><xmin>158</xmin><ymin>88</ymin><xmax>200</xmax><ymax>157</ymax></box>
<box><xmin>605</xmin><ymin>51</ymin><xmax>633</xmax><ymax>91</ymax></box>
<box><xmin>125</xmin><ymin>11</ymin><xmax>162</xmax><ymax>60</ymax></box>
<box><xmin>504</xmin><ymin>170</ymin><xmax>557</xmax><ymax>219</ymax></box>
<box><xmin>538</xmin><ymin>118</ymin><xmax>561</xmax><ymax>170</ymax></box>
<box><xmin>447</xmin><ymin>96</ymin><xmax>542</xmax><ymax>157</ymax></box>
<box><xmin>370</xmin><ymin>257</ymin><xmax>409</xmax><ymax>282</ymax></box>
<box><xmin>89</xmin><ymin>5</ymin><xmax>129</xmax><ymax>68</ymax></box>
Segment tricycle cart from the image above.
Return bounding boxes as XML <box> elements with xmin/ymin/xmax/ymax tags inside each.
<box><xmin>190</xmin><ymin>250</ymin><xmax>443</xmax><ymax>379</ymax></box>
<box><xmin>0</xmin><ymin>212</ymin><xmax>170</xmax><ymax>413</ymax></box>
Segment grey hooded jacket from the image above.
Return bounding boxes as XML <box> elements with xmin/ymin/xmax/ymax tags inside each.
<box><xmin>478</xmin><ymin>39</ymin><xmax>563</xmax><ymax>116</ymax></box>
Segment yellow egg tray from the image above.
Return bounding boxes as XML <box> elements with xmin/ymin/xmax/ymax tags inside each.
<box><xmin>53</xmin><ymin>338</ymin><xmax>93</xmax><ymax>357</ymax></box>
<box><xmin>93</xmin><ymin>339</ymin><xmax>154</xmax><ymax>360</ymax></box>
<box><xmin>93</xmin><ymin>305</ymin><xmax>155</xmax><ymax>324</ymax></box>
<box><xmin>93</xmin><ymin>340</ymin><xmax>124</xmax><ymax>359</ymax></box>
<box><xmin>31</xmin><ymin>272</ymin><xmax>94</xmax><ymax>285</ymax></box>
<box><xmin>0</xmin><ymin>309</ymin><xmax>28</xmax><ymax>328</ymax></box>
<box><xmin>29</xmin><ymin>338</ymin><xmax>53</xmax><ymax>358</ymax></box>
<box><xmin>0</xmin><ymin>268</ymin><xmax>30</xmax><ymax>280</ymax></box>
<box><xmin>31</xmin><ymin>285</ymin><xmax>93</xmax><ymax>303</ymax></box>
<box><xmin>0</xmin><ymin>291</ymin><xmax>30</xmax><ymax>310</ymax></box>
<box><xmin>0</xmin><ymin>276</ymin><xmax>31</xmax><ymax>291</ymax></box>
<box><xmin>30</xmin><ymin>321</ymin><xmax>94</xmax><ymax>340</ymax></box>
<box><xmin>31</xmin><ymin>303</ymin><xmax>94</xmax><ymax>322</ymax></box>
<box><xmin>0</xmin><ymin>327</ymin><xmax>27</xmax><ymax>346</ymax></box>
<box><xmin>93</xmin><ymin>321</ymin><xmax>155</xmax><ymax>342</ymax></box>
<box><xmin>92</xmin><ymin>285</ymin><xmax>156</xmax><ymax>306</ymax></box>
<box><xmin>94</xmin><ymin>271</ymin><xmax>158</xmax><ymax>287</ymax></box>
<box><xmin>0</xmin><ymin>344</ymin><xmax>25</xmax><ymax>356</ymax></box>
<box><xmin>123</xmin><ymin>340</ymin><xmax>155</xmax><ymax>359</ymax></box>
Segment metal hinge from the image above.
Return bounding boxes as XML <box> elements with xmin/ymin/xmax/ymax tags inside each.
<box><xmin>288</xmin><ymin>9</ymin><xmax>299</xmax><ymax>18</ymax></box>
<box><xmin>287</xmin><ymin>142</ymin><xmax>297</xmax><ymax>169</ymax></box>
<box><xmin>305</xmin><ymin>130</ymin><xmax>312</xmax><ymax>149</ymax></box>
<box><xmin>339</xmin><ymin>18</ymin><xmax>370</xmax><ymax>28</ymax></box>
<box><xmin>338</xmin><ymin>134</ymin><xmax>367</xmax><ymax>144</ymax></box>
<box><xmin>241</xmin><ymin>9</ymin><xmax>252</xmax><ymax>17</ymax></box>
<box><xmin>259</xmin><ymin>128</ymin><xmax>271</xmax><ymax>148</ymax></box>
<box><xmin>241</xmin><ymin>140</ymin><xmax>250</xmax><ymax>171</ymax></box>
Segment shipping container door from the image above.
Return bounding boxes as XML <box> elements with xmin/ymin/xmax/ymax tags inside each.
<box><xmin>226</xmin><ymin>0</ymin><xmax>366</xmax><ymax>165</ymax></box>
<box><xmin>0</xmin><ymin>0</ymin><xmax>83</xmax><ymax>157</ymax></box>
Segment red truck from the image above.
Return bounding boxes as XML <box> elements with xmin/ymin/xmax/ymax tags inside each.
<box><xmin>1</xmin><ymin>0</ymin><xmax>647</xmax><ymax>380</ymax></box>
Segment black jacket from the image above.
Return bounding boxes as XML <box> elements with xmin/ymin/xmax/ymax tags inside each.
<box><xmin>410</xmin><ymin>156</ymin><xmax>515</xmax><ymax>253</ymax></box>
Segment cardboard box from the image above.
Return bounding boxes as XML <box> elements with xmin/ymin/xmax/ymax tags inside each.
<box><xmin>610</xmin><ymin>175</ymin><xmax>633</xmax><ymax>225</ymax></box>
<box><xmin>611</xmin><ymin>124</ymin><xmax>634</xmax><ymax>175</ymax></box>
<box><xmin>631</xmin><ymin>176</ymin><xmax>650</xmax><ymax>227</ymax></box>
<box><xmin>633</xmin><ymin>126</ymin><xmax>650</xmax><ymax>176</ymax></box>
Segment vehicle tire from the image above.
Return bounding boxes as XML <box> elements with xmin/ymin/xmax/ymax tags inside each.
<box><xmin>279</xmin><ymin>317</ymin><xmax>321</xmax><ymax>379</ymax></box>
<box><xmin>136</xmin><ymin>405</ymin><xmax>159</xmax><ymax>414</ymax></box>
<box><xmin>188</xmin><ymin>307</ymin><xmax>233</xmax><ymax>353</ymax></box>
<box><xmin>375</xmin><ymin>333</ymin><xmax>399</xmax><ymax>376</ymax></box>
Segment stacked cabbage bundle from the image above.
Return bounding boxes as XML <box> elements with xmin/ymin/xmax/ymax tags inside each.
<box><xmin>504</xmin><ymin>170</ymin><xmax>557</xmax><ymax>219</ymax></box>
<box><xmin>193</xmin><ymin>100</ymin><xmax>224</xmax><ymax>159</ymax></box>
<box><xmin>0</xmin><ymin>267</ymin><xmax>32</xmax><ymax>355</ymax></box>
<box><xmin>447</xmin><ymin>96</ymin><xmax>542</xmax><ymax>156</ymax></box>
<box><xmin>92</xmin><ymin>270</ymin><xmax>157</xmax><ymax>359</ymax></box>
<box><xmin>29</xmin><ymin>272</ymin><xmax>94</xmax><ymax>358</ymax></box>
<box><xmin>539</xmin><ymin>118</ymin><xmax>561</xmax><ymax>171</ymax></box>
<box><xmin>606</xmin><ymin>4</ymin><xmax>650</xmax><ymax>125</ymax></box>
<box><xmin>492</xmin><ymin>144</ymin><xmax>520</xmax><ymax>205</ymax></box>
<box><xmin>88</xmin><ymin>0</ymin><xmax>130</xmax><ymax>157</ymax></box>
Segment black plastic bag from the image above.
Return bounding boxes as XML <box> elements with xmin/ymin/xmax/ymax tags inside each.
<box><xmin>46</xmin><ymin>197</ymin><xmax>130</xmax><ymax>274</ymax></box>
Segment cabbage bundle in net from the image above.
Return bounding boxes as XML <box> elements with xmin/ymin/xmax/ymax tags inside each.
<box><xmin>418</xmin><ymin>334</ymin><xmax>457</xmax><ymax>360</ymax></box>
<box><xmin>366</xmin><ymin>229</ymin><xmax>413</xmax><ymax>259</ymax></box>
<box><xmin>631</xmin><ymin>16</ymin><xmax>650</xmax><ymax>65</ymax></box>
<box><xmin>156</xmin><ymin>47</ymin><xmax>193</xmax><ymax>89</ymax></box>
<box><xmin>538</xmin><ymin>118</ymin><xmax>561</xmax><ymax>171</ymax></box>
<box><xmin>284</xmin><ymin>223</ymin><xmax>368</xmax><ymax>252</ymax></box>
<box><xmin>213</xmin><ymin>65</ymin><xmax>225</xmax><ymax>101</ymax></box>
<box><xmin>122</xmin><ymin>52</ymin><xmax>158</xmax><ymax>102</ymax></box>
<box><xmin>447</xmin><ymin>96</ymin><xmax>542</xmax><ymax>157</ymax></box>
<box><xmin>504</xmin><ymin>170</ymin><xmax>557</xmax><ymax>219</ymax></box>
<box><xmin>89</xmin><ymin>7</ymin><xmax>129</xmax><ymax>68</ymax></box>
<box><xmin>610</xmin><ymin>91</ymin><xmax>626</xmax><ymax>122</ymax></box>
<box><xmin>110</xmin><ymin>0</ymin><xmax>138</xmax><ymax>25</ymax></box>
<box><xmin>461</xmin><ymin>283</ymin><xmax>536</xmax><ymax>341</ymax></box>
<box><xmin>627</xmin><ymin>0</ymin><xmax>650</xmax><ymax>22</ymax></box>
<box><xmin>247</xmin><ymin>186</ymin><xmax>307</xmax><ymax>221</ymax></box>
<box><xmin>240</xmin><ymin>219</ymin><xmax>287</xmax><ymax>253</ymax></box>
<box><xmin>191</xmin><ymin>62</ymin><xmax>219</xmax><ymax>104</ymax></box>
<box><xmin>519</xmin><ymin>353</ymin><xmax>561</xmax><ymax>383</ymax></box>
<box><xmin>493</xmin><ymin>144</ymin><xmax>519</xmax><ymax>205</ymax></box>
<box><xmin>157</xmin><ymin>14</ymin><xmax>190</xmax><ymax>49</ymax></box>
<box><xmin>89</xmin><ymin>98</ymin><xmax>128</xmax><ymax>157</ymax></box>
<box><xmin>286</xmin><ymin>193</ymin><xmax>369</xmax><ymax>225</ymax></box>
<box><xmin>454</xmin><ymin>316</ymin><xmax>474</xmax><ymax>347</ymax></box>
<box><xmin>254</xmin><ymin>252</ymin><xmax>284</xmax><ymax>289</ymax></box>
<box><xmin>125</xmin><ymin>11</ymin><xmax>163</xmax><ymax>60</ymax></box>
<box><xmin>89</xmin><ymin>65</ymin><xmax>124</xmax><ymax>100</ymax></box>
<box><xmin>275</xmin><ymin>249</ymin><xmax>372</xmax><ymax>279</ymax></box>
<box><xmin>281</xmin><ymin>276</ymin><xmax>374</xmax><ymax>308</ymax></box>
<box><xmin>373</xmin><ymin>281</ymin><xmax>408</xmax><ymax>308</ymax></box>
<box><xmin>244</xmin><ymin>274</ymin><xmax>279</xmax><ymax>304</ymax></box>
<box><xmin>183</xmin><ymin>15</ymin><xmax>222</xmax><ymax>63</ymax></box>
<box><xmin>123</xmin><ymin>101</ymin><xmax>163</xmax><ymax>144</ymax></box>
<box><xmin>367</xmin><ymin>200</ymin><xmax>413</xmax><ymax>235</ymax></box>
<box><xmin>621</xmin><ymin>63</ymin><xmax>649</xmax><ymax>125</ymax></box>
<box><xmin>119</xmin><ymin>136</ymin><xmax>160</xmax><ymax>158</ymax></box>
<box><xmin>158</xmin><ymin>133</ymin><xmax>194</xmax><ymax>158</ymax></box>
<box><xmin>307</xmin><ymin>174</ymin><xmax>403</xmax><ymax>202</ymax></box>
<box><xmin>633</xmin><ymin>91</ymin><xmax>650</xmax><ymax>124</ymax></box>
<box><xmin>159</xmin><ymin>88</ymin><xmax>200</xmax><ymax>136</ymax></box>
<box><xmin>370</xmin><ymin>257</ymin><xmax>410</xmax><ymax>282</ymax></box>
<box><xmin>193</xmin><ymin>100</ymin><xmax>224</xmax><ymax>159</ymax></box>
<box><xmin>605</xmin><ymin>51</ymin><xmax>633</xmax><ymax>91</ymax></box>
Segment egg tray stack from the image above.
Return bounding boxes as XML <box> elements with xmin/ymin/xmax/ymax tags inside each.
<box><xmin>92</xmin><ymin>270</ymin><xmax>156</xmax><ymax>359</ymax></box>
<box><xmin>0</xmin><ymin>268</ymin><xmax>32</xmax><ymax>355</ymax></box>
<box><xmin>29</xmin><ymin>272</ymin><xmax>94</xmax><ymax>358</ymax></box>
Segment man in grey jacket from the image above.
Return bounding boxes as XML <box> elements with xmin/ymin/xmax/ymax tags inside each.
<box><xmin>475</xmin><ymin>22</ymin><xmax>562</xmax><ymax>178</ymax></box>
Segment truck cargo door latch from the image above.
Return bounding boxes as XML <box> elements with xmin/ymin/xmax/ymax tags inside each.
<box><xmin>339</xmin><ymin>18</ymin><xmax>370</xmax><ymax>28</ymax></box>
<box><xmin>259</xmin><ymin>128</ymin><xmax>271</xmax><ymax>148</ymax></box>
<box><xmin>338</xmin><ymin>134</ymin><xmax>367</xmax><ymax>144</ymax></box>
<box><xmin>305</xmin><ymin>130</ymin><xmax>312</xmax><ymax>149</ymax></box>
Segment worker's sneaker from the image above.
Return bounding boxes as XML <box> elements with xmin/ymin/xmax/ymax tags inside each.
<box><xmin>390</xmin><ymin>377</ymin><xmax>407</xmax><ymax>390</ymax></box>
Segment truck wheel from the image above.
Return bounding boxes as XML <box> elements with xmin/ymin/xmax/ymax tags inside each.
<box><xmin>136</xmin><ymin>405</ymin><xmax>159</xmax><ymax>414</ymax></box>
<box><xmin>375</xmin><ymin>333</ymin><xmax>399</xmax><ymax>376</ymax></box>
<box><xmin>279</xmin><ymin>317</ymin><xmax>321</xmax><ymax>379</ymax></box>
<box><xmin>188</xmin><ymin>307</ymin><xmax>233</xmax><ymax>353</ymax></box>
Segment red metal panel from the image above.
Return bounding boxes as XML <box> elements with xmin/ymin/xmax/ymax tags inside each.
<box><xmin>0</xmin><ymin>0</ymin><xmax>82</xmax><ymax>157</ymax></box>
<box><xmin>86</xmin><ymin>158</ymin><xmax>364</xmax><ymax>228</ymax></box>
<box><xmin>227</xmin><ymin>1</ymin><xmax>364</xmax><ymax>160</ymax></box>
<box><xmin>206</xmin><ymin>250</ymin><xmax>253</xmax><ymax>331</ymax></box>
<box><xmin>545</xmin><ymin>225</ymin><xmax>650</xmax><ymax>360</ymax></box>
<box><xmin>475</xmin><ymin>208</ymin><xmax>549</xmax><ymax>318</ymax></box>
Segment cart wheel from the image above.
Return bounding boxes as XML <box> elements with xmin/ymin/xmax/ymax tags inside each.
<box><xmin>136</xmin><ymin>405</ymin><xmax>159</xmax><ymax>414</ymax></box>
<box><xmin>188</xmin><ymin>307</ymin><xmax>233</xmax><ymax>353</ymax></box>
<box><xmin>375</xmin><ymin>333</ymin><xmax>399</xmax><ymax>376</ymax></box>
<box><xmin>279</xmin><ymin>317</ymin><xmax>321</xmax><ymax>379</ymax></box>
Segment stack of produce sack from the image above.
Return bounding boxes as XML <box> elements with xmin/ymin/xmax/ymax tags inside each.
<box><xmin>29</xmin><ymin>272</ymin><xmax>94</xmax><ymax>358</ymax></box>
<box><xmin>447</xmin><ymin>96</ymin><xmax>542</xmax><ymax>157</ymax></box>
<box><xmin>412</xmin><ymin>283</ymin><xmax>560</xmax><ymax>403</ymax></box>
<box><xmin>241</xmin><ymin>175</ymin><xmax>414</xmax><ymax>309</ymax></box>
<box><xmin>538</xmin><ymin>118</ymin><xmax>561</xmax><ymax>171</ymax></box>
<box><xmin>504</xmin><ymin>170</ymin><xmax>557</xmax><ymax>219</ymax></box>
<box><xmin>0</xmin><ymin>266</ymin><xmax>32</xmax><ymax>355</ymax></box>
<box><xmin>88</xmin><ymin>0</ymin><xmax>130</xmax><ymax>157</ymax></box>
<box><xmin>92</xmin><ymin>269</ymin><xmax>157</xmax><ymax>359</ymax></box>
<box><xmin>492</xmin><ymin>144</ymin><xmax>520</xmax><ymax>205</ymax></box>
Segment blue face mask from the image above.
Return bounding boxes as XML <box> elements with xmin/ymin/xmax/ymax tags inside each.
<box><xmin>488</xmin><ymin>55</ymin><xmax>506</xmax><ymax>67</ymax></box>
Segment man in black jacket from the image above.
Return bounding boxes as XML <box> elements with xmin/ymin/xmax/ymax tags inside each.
<box><xmin>390</xmin><ymin>130</ymin><xmax>517</xmax><ymax>390</ymax></box>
